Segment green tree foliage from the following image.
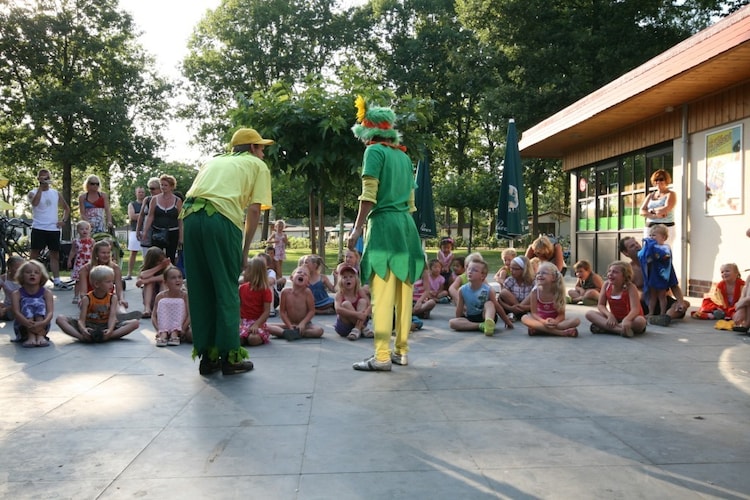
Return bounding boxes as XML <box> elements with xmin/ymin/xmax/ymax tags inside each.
<box><xmin>434</xmin><ymin>170</ymin><xmax>500</xmax><ymax>250</ymax></box>
<box><xmin>454</xmin><ymin>0</ymin><xmax>746</xmax><ymax>235</ymax></box>
<box><xmin>456</xmin><ymin>0</ymin><xmax>747</xmax><ymax>128</ymax></box>
<box><xmin>228</xmin><ymin>78</ymin><xmax>432</xmax><ymax>256</ymax></box>
<box><xmin>181</xmin><ymin>0</ymin><xmax>354</xmax><ymax>151</ymax></box>
<box><xmin>178</xmin><ymin>0</ymin><xmax>746</xmax><ymax>243</ymax></box>
<box><xmin>353</xmin><ymin>0</ymin><xmax>506</xmax><ymax>234</ymax></box>
<box><xmin>0</xmin><ymin>0</ymin><xmax>172</xmax><ymax>236</ymax></box>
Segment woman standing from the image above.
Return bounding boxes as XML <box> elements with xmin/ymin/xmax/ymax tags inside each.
<box><xmin>141</xmin><ymin>175</ymin><xmax>183</xmax><ymax>263</ymax></box>
<box><xmin>78</xmin><ymin>175</ymin><xmax>112</xmax><ymax>234</ymax></box>
<box><xmin>640</xmin><ymin>169</ymin><xmax>677</xmax><ymax>243</ymax></box>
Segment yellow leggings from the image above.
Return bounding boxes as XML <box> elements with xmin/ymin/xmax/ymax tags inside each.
<box><xmin>370</xmin><ymin>271</ymin><xmax>414</xmax><ymax>362</ymax></box>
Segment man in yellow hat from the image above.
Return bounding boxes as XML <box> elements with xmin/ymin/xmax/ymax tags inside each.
<box><xmin>180</xmin><ymin>128</ymin><xmax>273</xmax><ymax>376</ymax></box>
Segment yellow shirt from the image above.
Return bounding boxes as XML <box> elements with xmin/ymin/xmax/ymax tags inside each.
<box><xmin>183</xmin><ymin>153</ymin><xmax>272</xmax><ymax>230</ymax></box>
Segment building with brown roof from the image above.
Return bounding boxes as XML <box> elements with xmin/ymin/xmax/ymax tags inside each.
<box><xmin>519</xmin><ymin>6</ymin><xmax>750</xmax><ymax>296</ymax></box>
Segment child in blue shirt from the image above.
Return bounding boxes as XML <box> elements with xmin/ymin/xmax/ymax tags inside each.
<box><xmin>449</xmin><ymin>259</ymin><xmax>513</xmax><ymax>336</ymax></box>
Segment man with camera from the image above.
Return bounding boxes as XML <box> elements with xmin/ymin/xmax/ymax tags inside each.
<box><xmin>27</xmin><ymin>169</ymin><xmax>71</xmax><ymax>289</ymax></box>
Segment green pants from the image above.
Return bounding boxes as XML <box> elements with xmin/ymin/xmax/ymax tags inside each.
<box><xmin>183</xmin><ymin>210</ymin><xmax>247</xmax><ymax>362</ymax></box>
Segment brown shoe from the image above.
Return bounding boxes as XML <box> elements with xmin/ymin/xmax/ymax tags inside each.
<box><xmin>221</xmin><ymin>359</ymin><xmax>254</xmax><ymax>375</ymax></box>
<box><xmin>199</xmin><ymin>357</ymin><xmax>220</xmax><ymax>375</ymax></box>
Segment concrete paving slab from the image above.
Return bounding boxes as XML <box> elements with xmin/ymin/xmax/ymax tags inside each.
<box><xmin>1</xmin><ymin>280</ymin><xmax>749</xmax><ymax>499</ymax></box>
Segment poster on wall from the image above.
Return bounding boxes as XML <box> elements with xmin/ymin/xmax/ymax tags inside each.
<box><xmin>705</xmin><ymin>124</ymin><xmax>743</xmax><ymax>215</ymax></box>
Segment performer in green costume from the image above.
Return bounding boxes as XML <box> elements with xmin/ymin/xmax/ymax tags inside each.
<box><xmin>180</xmin><ymin>128</ymin><xmax>273</xmax><ymax>376</ymax></box>
<box><xmin>348</xmin><ymin>96</ymin><xmax>424</xmax><ymax>371</ymax></box>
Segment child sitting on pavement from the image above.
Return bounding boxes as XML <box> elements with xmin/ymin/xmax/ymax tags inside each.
<box><xmin>152</xmin><ymin>265</ymin><xmax>191</xmax><ymax>347</ymax></box>
<box><xmin>302</xmin><ymin>254</ymin><xmax>335</xmax><ymax>314</ymax></box>
<box><xmin>424</xmin><ymin>258</ymin><xmax>450</xmax><ymax>304</ymax></box>
<box><xmin>333</xmin><ymin>263</ymin><xmax>372</xmax><ymax>340</ymax></box>
<box><xmin>273</xmin><ymin>266</ymin><xmax>324</xmax><ymax>341</ymax></box>
<box><xmin>0</xmin><ymin>255</ymin><xmax>24</xmax><ymax>322</ymax></box>
<box><xmin>412</xmin><ymin>265</ymin><xmax>436</xmax><ymax>320</ymax></box>
<box><xmin>137</xmin><ymin>246</ymin><xmax>171</xmax><ymax>318</ymax></box>
<box><xmin>691</xmin><ymin>263</ymin><xmax>745</xmax><ymax>320</ymax></box>
<box><xmin>11</xmin><ymin>259</ymin><xmax>54</xmax><ymax>347</ymax></box>
<box><xmin>448</xmin><ymin>252</ymin><xmax>481</xmax><ymax>305</ymax></box>
<box><xmin>585</xmin><ymin>260</ymin><xmax>646</xmax><ymax>338</ymax></box>
<box><xmin>239</xmin><ymin>256</ymin><xmax>279</xmax><ymax>346</ymax></box>
<box><xmin>57</xmin><ymin>265</ymin><xmax>140</xmax><ymax>343</ymax></box>
<box><xmin>497</xmin><ymin>255</ymin><xmax>534</xmax><ymax>320</ymax></box>
<box><xmin>729</xmin><ymin>273</ymin><xmax>750</xmax><ymax>333</ymax></box>
<box><xmin>567</xmin><ymin>259</ymin><xmax>603</xmax><ymax>305</ymax></box>
<box><xmin>449</xmin><ymin>259</ymin><xmax>513</xmax><ymax>336</ymax></box>
<box><xmin>493</xmin><ymin>247</ymin><xmax>517</xmax><ymax>285</ymax></box>
<box><xmin>521</xmin><ymin>262</ymin><xmax>580</xmax><ymax>337</ymax></box>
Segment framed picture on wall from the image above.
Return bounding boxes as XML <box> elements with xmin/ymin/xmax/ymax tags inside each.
<box><xmin>705</xmin><ymin>124</ymin><xmax>743</xmax><ymax>216</ymax></box>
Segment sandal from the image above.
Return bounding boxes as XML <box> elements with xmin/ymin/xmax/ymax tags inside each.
<box><xmin>142</xmin><ymin>311</ymin><xmax>151</xmax><ymax>319</ymax></box>
<box><xmin>362</xmin><ymin>327</ymin><xmax>374</xmax><ymax>338</ymax></box>
<box><xmin>347</xmin><ymin>328</ymin><xmax>361</xmax><ymax>341</ymax></box>
<box><xmin>167</xmin><ymin>333</ymin><xmax>181</xmax><ymax>346</ymax></box>
<box><xmin>155</xmin><ymin>333</ymin><xmax>168</xmax><ymax>347</ymax></box>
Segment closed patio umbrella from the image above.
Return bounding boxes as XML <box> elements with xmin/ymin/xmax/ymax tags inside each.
<box><xmin>496</xmin><ymin>119</ymin><xmax>529</xmax><ymax>240</ymax></box>
<box><xmin>413</xmin><ymin>150</ymin><xmax>437</xmax><ymax>239</ymax></box>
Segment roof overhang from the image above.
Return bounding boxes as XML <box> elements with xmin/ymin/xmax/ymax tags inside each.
<box><xmin>518</xmin><ymin>6</ymin><xmax>750</xmax><ymax>159</ymax></box>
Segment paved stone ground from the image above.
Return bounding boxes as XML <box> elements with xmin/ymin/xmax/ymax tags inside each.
<box><xmin>1</xmin><ymin>280</ymin><xmax>749</xmax><ymax>499</ymax></box>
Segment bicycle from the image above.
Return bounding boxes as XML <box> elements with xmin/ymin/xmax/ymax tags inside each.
<box><xmin>0</xmin><ymin>215</ymin><xmax>33</xmax><ymax>275</ymax></box>
<box><xmin>0</xmin><ymin>215</ymin><xmax>67</xmax><ymax>276</ymax></box>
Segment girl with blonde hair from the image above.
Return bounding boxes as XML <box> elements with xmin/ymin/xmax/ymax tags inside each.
<box><xmin>521</xmin><ymin>262</ymin><xmax>580</xmax><ymax>337</ymax></box>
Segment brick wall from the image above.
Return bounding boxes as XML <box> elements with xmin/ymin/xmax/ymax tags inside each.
<box><xmin>688</xmin><ymin>279</ymin><xmax>713</xmax><ymax>298</ymax></box>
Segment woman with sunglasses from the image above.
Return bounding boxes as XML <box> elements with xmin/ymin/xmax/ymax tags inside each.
<box><xmin>640</xmin><ymin>169</ymin><xmax>676</xmax><ymax>243</ymax></box>
<box><xmin>78</xmin><ymin>175</ymin><xmax>112</xmax><ymax>234</ymax></box>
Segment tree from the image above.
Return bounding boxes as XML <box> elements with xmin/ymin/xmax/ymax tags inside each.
<box><xmin>0</xmin><ymin>0</ymin><xmax>172</xmax><ymax>237</ymax></box>
<box><xmin>455</xmin><ymin>0</ymin><xmax>748</xmax><ymax>230</ymax></box>
<box><xmin>357</xmin><ymin>0</ymin><xmax>502</xmax><ymax>235</ymax></box>
<box><xmin>229</xmin><ymin>78</ymin><xmax>432</xmax><ymax>258</ymax></box>
<box><xmin>181</xmin><ymin>0</ymin><xmax>354</xmax><ymax>152</ymax></box>
<box><xmin>435</xmin><ymin>170</ymin><xmax>500</xmax><ymax>252</ymax></box>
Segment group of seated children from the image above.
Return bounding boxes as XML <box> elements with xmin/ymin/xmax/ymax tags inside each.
<box><xmin>10</xmin><ymin>223</ymin><xmax>749</xmax><ymax>351</ymax></box>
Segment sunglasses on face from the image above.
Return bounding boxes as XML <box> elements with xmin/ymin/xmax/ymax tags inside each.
<box><xmin>654</xmin><ymin>178</ymin><xmax>665</xmax><ymax>182</ymax></box>
<box><xmin>89</xmin><ymin>182</ymin><xmax>99</xmax><ymax>186</ymax></box>
<box><xmin>149</xmin><ymin>187</ymin><xmax>159</xmax><ymax>191</ymax></box>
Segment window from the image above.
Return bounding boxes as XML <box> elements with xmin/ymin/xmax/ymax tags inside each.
<box><xmin>596</xmin><ymin>165</ymin><xmax>619</xmax><ymax>230</ymax></box>
<box><xmin>576</xmin><ymin>167</ymin><xmax>595</xmax><ymax>231</ymax></box>
<box><xmin>620</xmin><ymin>154</ymin><xmax>645</xmax><ymax>229</ymax></box>
<box><xmin>575</xmin><ymin>143</ymin><xmax>672</xmax><ymax>233</ymax></box>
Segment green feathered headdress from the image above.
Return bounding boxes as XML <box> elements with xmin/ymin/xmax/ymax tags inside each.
<box><xmin>351</xmin><ymin>95</ymin><xmax>401</xmax><ymax>144</ymax></box>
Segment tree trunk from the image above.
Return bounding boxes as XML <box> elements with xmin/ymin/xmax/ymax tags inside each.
<box><xmin>457</xmin><ymin>208</ymin><xmax>465</xmax><ymax>241</ymax></box>
<box><xmin>317</xmin><ymin>194</ymin><xmax>325</xmax><ymax>261</ymax></box>
<box><xmin>308</xmin><ymin>191</ymin><xmax>316</xmax><ymax>254</ymax></box>
<box><xmin>467</xmin><ymin>208</ymin><xmax>474</xmax><ymax>254</ymax></box>
<box><xmin>338</xmin><ymin>199</ymin><xmax>345</xmax><ymax>262</ymax></box>
<box><xmin>531</xmin><ymin>188</ymin><xmax>539</xmax><ymax>237</ymax></box>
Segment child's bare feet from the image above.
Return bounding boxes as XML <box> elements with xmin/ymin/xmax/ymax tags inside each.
<box><xmin>562</xmin><ymin>328</ymin><xmax>579</xmax><ymax>337</ymax></box>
